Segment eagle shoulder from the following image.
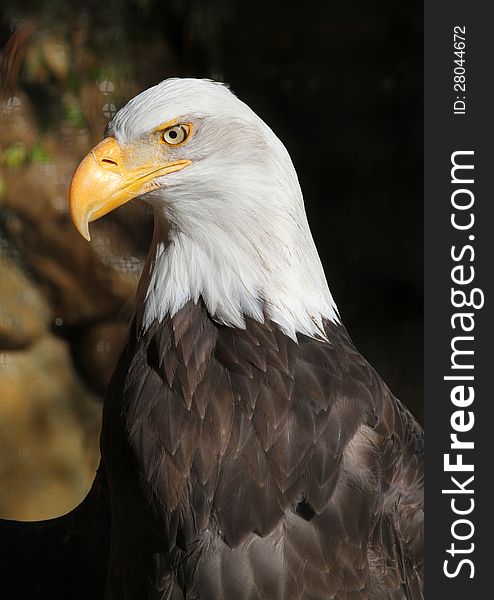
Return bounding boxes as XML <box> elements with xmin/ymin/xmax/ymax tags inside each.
<box><xmin>101</xmin><ymin>301</ymin><xmax>423</xmax><ymax>599</ymax></box>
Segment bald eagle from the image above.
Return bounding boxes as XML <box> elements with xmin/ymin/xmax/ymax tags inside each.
<box><xmin>0</xmin><ymin>78</ymin><xmax>423</xmax><ymax>600</ymax></box>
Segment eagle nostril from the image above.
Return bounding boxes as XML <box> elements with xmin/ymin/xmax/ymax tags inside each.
<box><xmin>101</xmin><ymin>158</ymin><xmax>118</xmax><ymax>167</ymax></box>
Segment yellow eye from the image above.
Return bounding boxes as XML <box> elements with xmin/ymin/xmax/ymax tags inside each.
<box><xmin>161</xmin><ymin>124</ymin><xmax>189</xmax><ymax>145</ymax></box>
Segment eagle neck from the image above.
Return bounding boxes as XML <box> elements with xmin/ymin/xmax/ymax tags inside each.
<box><xmin>134</xmin><ymin>205</ymin><xmax>339</xmax><ymax>341</ymax></box>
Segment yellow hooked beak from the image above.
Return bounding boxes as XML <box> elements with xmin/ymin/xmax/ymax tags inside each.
<box><xmin>69</xmin><ymin>137</ymin><xmax>190</xmax><ymax>240</ymax></box>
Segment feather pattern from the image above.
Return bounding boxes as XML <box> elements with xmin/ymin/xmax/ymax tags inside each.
<box><xmin>100</xmin><ymin>300</ymin><xmax>423</xmax><ymax>599</ymax></box>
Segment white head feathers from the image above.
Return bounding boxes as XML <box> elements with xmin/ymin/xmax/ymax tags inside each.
<box><xmin>107</xmin><ymin>78</ymin><xmax>339</xmax><ymax>340</ymax></box>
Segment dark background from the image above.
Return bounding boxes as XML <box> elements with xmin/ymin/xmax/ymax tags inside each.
<box><xmin>0</xmin><ymin>0</ymin><xmax>422</xmax><ymax>518</ymax></box>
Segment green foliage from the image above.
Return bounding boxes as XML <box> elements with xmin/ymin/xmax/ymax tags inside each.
<box><xmin>63</xmin><ymin>103</ymin><xmax>85</xmax><ymax>129</ymax></box>
<box><xmin>1</xmin><ymin>144</ymin><xmax>28</xmax><ymax>169</ymax></box>
<box><xmin>30</xmin><ymin>144</ymin><xmax>52</xmax><ymax>164</ymax></box>
<box><xmin>1</xmin><ymin>143</ymin><xmax>52</xmax><ymax>169</ymax></box>
<box><xmin>0</xmin><ymin>177</ymin><xmax>6</xmax><ymax>200</ymax></box>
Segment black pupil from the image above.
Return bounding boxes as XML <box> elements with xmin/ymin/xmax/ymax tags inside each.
<box><xmin>168</xmin><ymin>129</ymin><xmax>178</xmax><ymax>139</ymax></box>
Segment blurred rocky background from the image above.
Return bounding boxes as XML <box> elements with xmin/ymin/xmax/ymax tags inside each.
<box><xmin>0</xmin><ymin>0</ymin><xmax>422</xmax><ymax>519</ymax></box>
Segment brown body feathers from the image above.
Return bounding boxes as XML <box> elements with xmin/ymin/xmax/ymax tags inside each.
<box><xmin>99</xmin><ymin>300</ymin><xmax>423</xmax><ymax>599</ymax></box>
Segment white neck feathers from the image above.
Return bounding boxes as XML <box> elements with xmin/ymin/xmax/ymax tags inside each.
<box><xmin>136</xmin><ymin>198</ymin><xmax>339</xmax><ymax>341</ymax></box>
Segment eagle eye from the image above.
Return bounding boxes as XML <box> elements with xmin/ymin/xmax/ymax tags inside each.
<box><xmin>161</xmin><ymin>124</ymin><xmax>190</xmax><ymax>146</ymax></box>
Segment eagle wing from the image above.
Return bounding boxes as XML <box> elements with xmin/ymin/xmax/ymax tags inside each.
<box><xmin>101</xmin><ymin>301</ymin><xmax>423</xmax><ymax>599</ymax></box>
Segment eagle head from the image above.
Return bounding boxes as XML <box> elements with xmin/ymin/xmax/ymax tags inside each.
<box><xmin>69</xmin><ymin>78</ymin><xmax>338</xmax><ymax>339</ymax></box>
